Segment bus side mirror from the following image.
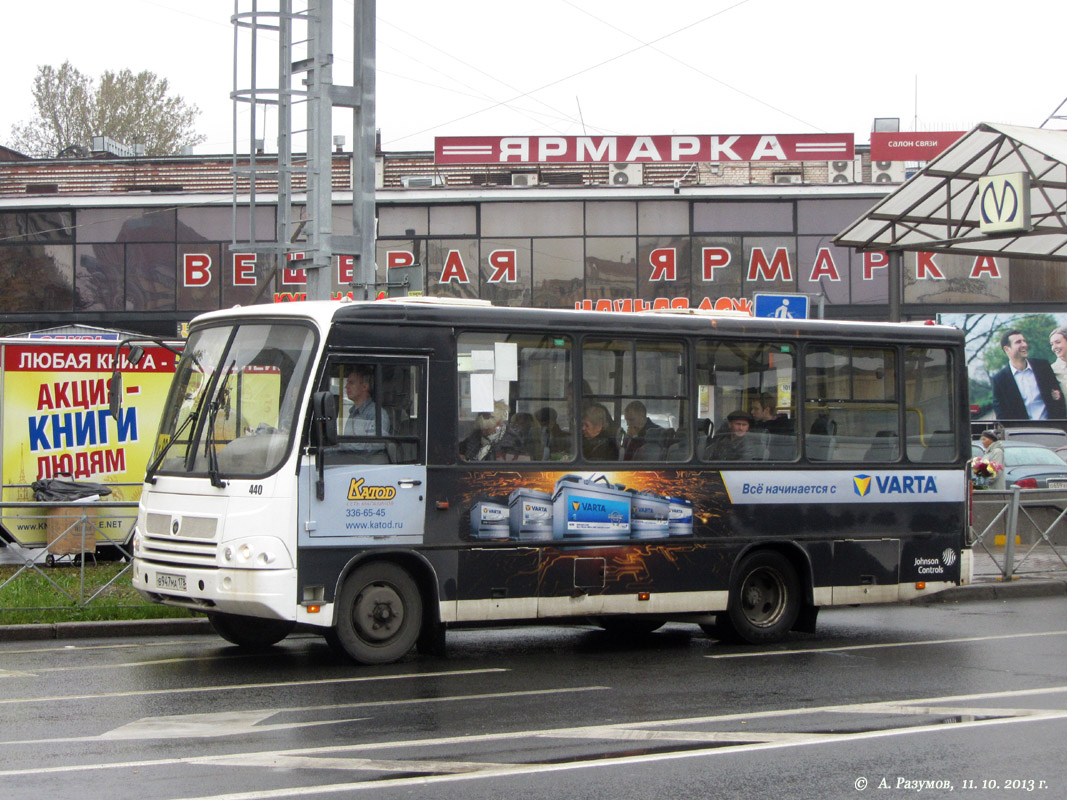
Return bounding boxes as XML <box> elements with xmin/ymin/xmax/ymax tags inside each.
<box><xmin>108</xmin><ymin>372</ymin><xmax>122</xmax><ymax>421</ymax></box>
<box><xmin>312</xmin><ymin>391</ymin><xmax>338</xmax><ymax>447</ymax></box>
<box><xmin>127</xmin><ymin>344</ymin><xmax>146</xmax><ymax>366</ymax></box>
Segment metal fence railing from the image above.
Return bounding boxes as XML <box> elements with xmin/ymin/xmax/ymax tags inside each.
<box><xmin>0</xmin><ymin>501</ymin><xmax>138</xmax><ymax>607</ymax></box>
<box><xmin>970</xmin><ymin>487</ymin><xmax>1067</xmax><ymax>581</ymax></box>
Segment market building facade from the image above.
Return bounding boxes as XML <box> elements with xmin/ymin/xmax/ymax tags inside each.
<box><xmin>1</xmin><ymin>135</ymin><xmax>1059</xmax><ymax>338</ymax></box>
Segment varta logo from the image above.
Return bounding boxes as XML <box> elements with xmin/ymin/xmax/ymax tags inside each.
<box><xmin>347</xmin><ymin>477</ymin><xmax>396</xmax><ymax>501</ymax></box>
<box><xmin>853</xmin><ymin>474</ymin><xmax>939</xmax><ymax>497</ymax></box>
<box><xmin>853</xmin><ymin>475</ymin><xmax>872</xmax><ymax>497</ymax></box>
<box><xmin>571</xmin><ymin>501</ymin><xmax>607</xmax><ymax>513</ymax></box>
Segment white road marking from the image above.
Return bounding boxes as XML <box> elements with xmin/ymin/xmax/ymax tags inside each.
<box><xmin>708</xmin><ymin>629</ymin><xmax>1067</xmax><ymax>658</ymax></box>
<box><xmin>0</xmin><ymin>686</ymin><xmax>608</xmax><ymax>744</ymax></box>
<box><xmin>2</xmin><ymin>685</ymin><xmax>1066</xmax><ymax>787</ymax></box>
<box><xmin>0</xmin><ymin>667</ymin><xmax>508</xmax><ymax>705</ymax></box>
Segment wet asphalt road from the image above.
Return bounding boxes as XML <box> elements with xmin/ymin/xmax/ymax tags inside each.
<box><xmin>1</xmin><ymin>596</ymin><xmax>1065</xmax><ymax>800</ymax></box>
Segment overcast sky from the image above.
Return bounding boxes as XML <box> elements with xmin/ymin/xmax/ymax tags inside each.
<box><xmin>3</xmin><ymin>0</ymin><xmax>1065</xmax><ymax>156</ymax></box>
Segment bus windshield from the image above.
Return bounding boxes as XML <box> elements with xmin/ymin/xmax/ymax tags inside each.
<box><xmin>149</xmin><ymin>321</ymin><xmax>317</xmax><ymax>479</ymax></box>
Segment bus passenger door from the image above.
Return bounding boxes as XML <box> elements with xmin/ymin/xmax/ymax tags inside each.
<box><xmin>299</xmin><ymin>357</ymin><xmax>428</xmax><ymax>547</ymax></box>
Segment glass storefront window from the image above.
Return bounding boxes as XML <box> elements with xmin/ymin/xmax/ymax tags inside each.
<box><xmin>75</xmin><ymin>243</ymin><xmax>124</xmax><ymax>311</ymax></box>
<box><xmin>430</xmin><ymin>205</ymin><xmax>477</xmax><ymax>235</ymax></box>
<box><xmin>798</xmin><ymin>236</ymin><xmax>851</xmax><ymax>306</ymax></box>
<box><xmin>480</xmin><ymin>238</ymin><xmax>531</xmax><ymax>307</ymax></box>
<box><xmin>0</xmin><ymin>244</ymin><xmax>74</xmax><ymax>312</ymax></box>
<box><xmin>585</xmin><ymin>237</ymin><xmax>635</xmax><ymax>302</ymax></box>
<box><xmin>637</xmin><ymin>201</ymin><xmax>688</xmax><ymax>235</ymax></box>
<box><xmin>692</xmin><ymin>236</ymin><xmax>743</xmax><ymax>299</ymax></box>
<box><xmin>177</xmin><ymin>243</ymin><xmax>221</xmax><ymax>311</ymax></box>
<box><xmin>482</xmin><ymin>202</ymin><xmax>583</xmax><ymax>237</ymax></box>
<box><xmin>533</xmin><ymin>238</ymin><xmax>583</xmax><ymax>308</ymax></box>
<box><xmin>693</xmin><ymin>201</ymin><xmax>793</xmax><ymax>233</ymax></box>
<box><xmin>638</xmin><ymin>236</ymin><xmax>691</xmax><ymax>302</ymax></box>
<box><xmin>743</xmin><ymin>236</ymin><xmax>797</xmax><ymax>292</ymax></box>
<box><xmin>586</xmin><ymin>201</ymin><xmax>636</xmax><ymax>236</ymax></box>
<box><xmin>177</xmin><ymin>206</ymin><xmax>275</xmax><ymax>242</ymax></box>
<box><xmin>79</xmin><ymin>208</ymin><xmax>176</xmax><ymax>243</ymax></box>
<box><xmin>378</xmin><ymin>205</ymin><xmax>428</xmax><ymax>237</ymax></box>
<box><xmin>426</xmin><ymin>238</ymin><xmax>479</xmax><ymax>299</ymax></box>
<box><xmin>125</xmin><ymin>243</ymin><xmax>175</xmax><ymax>311</ymax></box>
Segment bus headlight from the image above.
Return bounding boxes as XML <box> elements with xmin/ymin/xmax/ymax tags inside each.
<box><xmin>217</xmin><ymin>537</ymin><xmax>290</xmax><ymax>569</ymax></box>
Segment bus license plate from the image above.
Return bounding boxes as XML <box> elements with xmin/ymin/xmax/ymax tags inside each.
<box><xmin>156</xmin><ymin>572</ymin><xmax>186</xmax><ymax>592</ymax></box>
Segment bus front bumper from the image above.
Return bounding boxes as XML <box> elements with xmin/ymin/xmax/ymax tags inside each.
<box><xmin>131</xmin><ymin>559</ymin><xmax>297</xmax><ymax>621</ymax></box>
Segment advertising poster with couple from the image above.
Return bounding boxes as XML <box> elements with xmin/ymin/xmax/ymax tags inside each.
<box><xmin>942</xmin><ymin>312</ymin><xmax>1067</xmax><ymax>422</ymax></box>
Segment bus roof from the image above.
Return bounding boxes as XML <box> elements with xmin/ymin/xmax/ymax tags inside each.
<box><xmin>189</xmin><ymin>299</ymin><xmax>963</xmax><ymax>345</ymax></box>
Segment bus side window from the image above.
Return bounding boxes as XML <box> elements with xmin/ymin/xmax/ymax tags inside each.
<box><xmin>456</xmin><ymin>332</ymin><xmax>575</xmax><ymax>463</ymax></box>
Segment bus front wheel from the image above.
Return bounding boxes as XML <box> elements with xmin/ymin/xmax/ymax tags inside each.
<box><xmin>335</xmin><ymin>562</ymin><xmax>423</xmax><ymax>665</ymax></box>
<box><xmin>208</xmin><ymin>611</ymin><xmax>294</xmax><ymax>649</ymax></box>
<box><xmin>721</xmin><ymin>550</ymin><xmax>800</xmax><ymax>644</ymax></box>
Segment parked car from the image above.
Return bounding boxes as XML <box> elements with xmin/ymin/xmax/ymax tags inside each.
<box><xmin>997</xmin><ymin>427</ymin><xmax>1067</xmax><ymax>449</ymax></box>
<box><xmin>999</xmin><ymin>442</ymin><xmax>1067</xmax><ymax>488</ymax></box>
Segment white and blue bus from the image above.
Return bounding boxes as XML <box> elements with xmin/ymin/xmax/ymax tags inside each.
<box><xmin>125</xmin><ymin>299</ymin><xmax>970</xmax><ymax>664</ymax></box>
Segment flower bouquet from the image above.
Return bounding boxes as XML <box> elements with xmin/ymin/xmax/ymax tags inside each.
<box><xmin>970</xmin><ymin>456</ymin><xmax>1003</xmax><ymax>488</ymax></box>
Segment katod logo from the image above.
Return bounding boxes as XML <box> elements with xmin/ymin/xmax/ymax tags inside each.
<box><xmin>853</xmin><ymin>474</ymin><xmax>872</xmax><ymax>497</ymax></box>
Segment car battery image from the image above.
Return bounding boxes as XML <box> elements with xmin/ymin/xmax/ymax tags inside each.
<box><xmin>508</xmin><ymin>488</ymin><xmax>554</xmax><ymax>541</ymax></box>
<box><xmin>552</xmin><ymin>474</ymin><xmax>631</xmax><ymax>540</ymax></box>
<box><xmin>667</xmin><ymin>496</ymin><xmax>694</xmax><ymax>536</ymax></box>
<box><xmin>470</xmin><ymin>501</ymin><xmax>510</xmax><ymax>540</ymax></box>
<box><xmin>630</xmin><ymin>489</ymin><xmax>670</xmax><ymax>539</ymax></box>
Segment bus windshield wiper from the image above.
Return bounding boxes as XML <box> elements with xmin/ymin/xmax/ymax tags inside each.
<box><xmin>143</xmin><ymin>404</ymin><xmax>200</xmax><ymax>485</ymax></box>
<box><xmin>144</xmin><ymin>366</ymin><xmax>214</xmax><ymax>484</ymax></box>
<box><xmin>204</xmin><ymin>360</ymin><xmax>235</xmax><ymax>489</ymax></box>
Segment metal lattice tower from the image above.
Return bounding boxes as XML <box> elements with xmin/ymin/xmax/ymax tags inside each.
<box><xmin>231</xmin><ymin>0</ymin><xmax>376</xmax><ymax>302</ymax></box>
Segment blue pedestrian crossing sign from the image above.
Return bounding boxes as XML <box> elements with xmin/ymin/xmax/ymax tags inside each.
<box><xmin>753</xmin><ymin>293</ymin><xmax>809</xmax><ymax>319</ymax></box>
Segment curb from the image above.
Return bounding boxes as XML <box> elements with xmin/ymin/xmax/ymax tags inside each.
<box><xmin>911</xmin><ymin>578</ymin><xmax>1067</xmax><ymax>604</ymax></box>
<box><xmin>0</xmin><ymin>617</ymin><xmax>212</xmax><ymax>642</ymax></box>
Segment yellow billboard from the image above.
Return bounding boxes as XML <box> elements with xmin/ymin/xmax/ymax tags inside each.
<box><xmin>0</xmin><ymin>341</ymin><xmax>178</xmax><ymax>548</ymax></box>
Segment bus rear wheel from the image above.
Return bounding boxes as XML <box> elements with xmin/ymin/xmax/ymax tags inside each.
<box><xmin>208</xmin><ymin>612</ymin><xmax>294</xmax><ymax>649</ymax></box>
<box><xmin>335</xmin><ymin>562</ymin><xmax>422</xmax><ymax>665</ymax></box>
<box><xmin>720</xmin><ymin>550</ymin><xmax>800</xmax><ymax>644</ymax></box>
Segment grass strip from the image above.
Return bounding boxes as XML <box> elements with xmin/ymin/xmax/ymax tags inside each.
<box><xmin>0</xmin><ymin>563</ymin><xmax>197</xmax><ymax>625</ymax></box>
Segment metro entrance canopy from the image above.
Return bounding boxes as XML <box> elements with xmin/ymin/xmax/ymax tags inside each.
<box><xmin>834</xmin><ymin>122</ymin><xmax>1067</xmax><ymax>261</ymax></box>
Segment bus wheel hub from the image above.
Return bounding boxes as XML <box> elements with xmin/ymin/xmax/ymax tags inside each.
<box><xmin>358</xmin><ymin>585</ymin><xmax>405</xmax><ymax>640</ymax></box>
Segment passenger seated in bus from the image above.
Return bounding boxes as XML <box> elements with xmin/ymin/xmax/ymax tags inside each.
<box><xmin>581</xmin><ymin>405</ymin><xmax>619</xmax><ymax>461</ymax></box>
<box><xmin>535</xmin><ymin>406</ymin><xmax>570</xmax><ymax>459</ymax></box>
<box><xmin>621</xmin><ymin>400</ymin><xmax>661</xmax><ymax>460</ymax></box>
<box><xmin>704</xmin><ymin>410</ymin><xmax>757</xmax><ymax>461</ymax></box>
<box><xmin>495</xmin><ymin>412</ymin><xmax>539</xmax><ymax>461</ymax></box>
<box><xmin>750</xmin><ymin>392</ymin><xmax>792</xmax><ymax>435</ymax></box>
<box><xmin>342</xmin><ymin>366</ymin><xmax>390</xmax><ymax>455</ymax></box>
<box><xmin>459</xmin><ymin>401</ymin><xmax>510</xmax><ymax>461</ymax></box>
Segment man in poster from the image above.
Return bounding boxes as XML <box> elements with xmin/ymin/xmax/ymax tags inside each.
<box><xmin>991</xmin><ymin>330</ymin><xmax>1065</xmax><ymax>419</ymax></box>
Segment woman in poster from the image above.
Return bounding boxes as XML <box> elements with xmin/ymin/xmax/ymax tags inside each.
<box><xmin>1050</xmin><ymin>326</ymin><xmax>1067</xmax><ymax>397</ymax></box>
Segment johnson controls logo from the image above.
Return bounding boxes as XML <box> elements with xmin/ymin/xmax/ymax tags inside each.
<box><xmin>853</xmin><ymin>474</ymin><xmax>939</xmax><ymax>498</ymax></box>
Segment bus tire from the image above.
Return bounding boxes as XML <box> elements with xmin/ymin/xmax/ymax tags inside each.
<box><xmin>335</xmin><ymin>562</ymin><xmax>423</xmax><ymax>665</ymax></box>
<box><xmin>722</xmin><ymin>550</ymin><xmax>800</xmax><ymax>644</ymax></box>
<box><xmin>208</xmin><ymin>612</ymin><xmax>294</xmax><ymax>649</ymax></box>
